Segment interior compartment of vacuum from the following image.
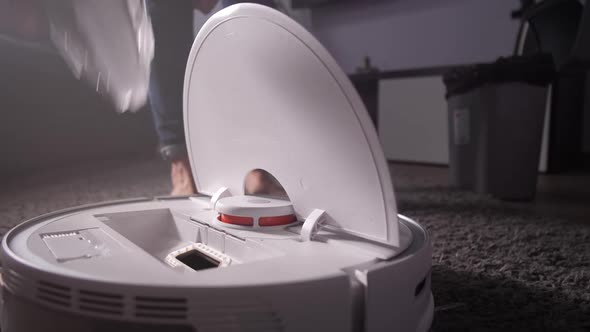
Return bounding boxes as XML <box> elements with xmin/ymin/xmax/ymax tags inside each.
<box><xmin>175</xmin><ymin>249</ymin><xmax>220</xmax><ymax>271</ymax></box>
<box><xmin>97</xmin><ymin>208</ymin><xmax>200</xmax><ymax>263</ymax></box>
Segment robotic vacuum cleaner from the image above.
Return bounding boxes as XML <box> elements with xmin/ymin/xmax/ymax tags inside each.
<box><xmin>1</xmin><ymin>4</ymin><xmax>433</xmax><ymax>331</ymax></box>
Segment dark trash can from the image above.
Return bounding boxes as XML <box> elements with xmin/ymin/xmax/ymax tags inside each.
<box><xmin>443</xmin><ymin>54</ymin><xmax>554</xmax><ymax>200</ymax></box>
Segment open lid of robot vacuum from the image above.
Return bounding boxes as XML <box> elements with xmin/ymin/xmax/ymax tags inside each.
<box><xmin>183</xmin><ymin>4</ymin><xmax>399</xmax><ymax>246</ymax></box>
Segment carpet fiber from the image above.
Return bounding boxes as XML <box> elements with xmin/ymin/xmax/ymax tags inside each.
<box><xmin>1</xmin><ymin>158</ymin><xmax>588</xmax><ymax>331</ymax></box>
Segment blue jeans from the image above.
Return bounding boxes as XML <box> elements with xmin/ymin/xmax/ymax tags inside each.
<box><xmin>147</xmin><ymin>0</ymin><xmax>193</xmax><ymax>160</ymax></box>
<box><xmin>148</xmin><ymin>0</ymin><xmax>275</xmax><ymax>160</ymax></box>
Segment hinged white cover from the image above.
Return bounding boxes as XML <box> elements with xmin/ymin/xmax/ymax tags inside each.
<box><xmin>184</xmin><ymin>4</ymin><xmax>399</xmax><ymax>246</ymax></box>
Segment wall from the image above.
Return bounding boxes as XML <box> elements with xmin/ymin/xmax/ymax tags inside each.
<box><xmin>308</xmin><ymin>0</ymin><xmax>522</xmax><ymax>165</ymax></box>
<box><xmin>0</xmin><ymin>37</ymin><xmax>157</xmax><ymax>176</ymax></box>
<box><xmin>378</xmin><ymin>76</ymin><xmax>448</xmax><ymax>164</ymax></box>
<box><xmin>310</xmin><ymin>0</ymin><xmax>521</xmax><ymax>73</ymax></box>
<box><xmin>193</xmin><ymin>1</ymin><xmax>312</xmax><ymax>36</ymax></box>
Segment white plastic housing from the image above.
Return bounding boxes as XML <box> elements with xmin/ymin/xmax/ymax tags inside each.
<box><xmin>184</xmin><ymin>4</ymin><xmax>399</xmax><ymax>246</ymax></box>
<box><xmin>0</xmin><ymin>4</ymin><xmax>434</xmax><ymax>332</ymax></box>
<box><xmin>1</xmin><ymin>198</ymin><xmax>433</xmax><ymax>332</ymax></box>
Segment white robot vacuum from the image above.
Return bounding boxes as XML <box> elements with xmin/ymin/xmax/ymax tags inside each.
<box><xmin>1</xmin><ymin>4</ymin><xmax>433</xmax><ymax>332</ymax></box>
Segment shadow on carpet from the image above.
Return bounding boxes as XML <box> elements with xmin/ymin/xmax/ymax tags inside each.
<box><xmin>396</xmin><ymin>186</ymin><xmax>590</xmax><ymax>332</ymax></box>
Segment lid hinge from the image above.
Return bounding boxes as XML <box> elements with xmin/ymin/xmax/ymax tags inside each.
<box><xmin>301</xmin><ymin>210</ymin><xmax>398</xmax><ymax>258</ymax></box>
<box><xmin>300</xmin><ymin>209</ymin><xmax>326</xmax><ymax>242</ymax></box>
<box><xmin>210</xmin><ymin>187</ymin><xmax>231</xmax><ymax>209</ymax></box>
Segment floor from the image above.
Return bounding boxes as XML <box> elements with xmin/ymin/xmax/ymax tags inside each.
<box><xmin>393</xmin><ymin>163</ymin><xmax>590</xmax><ymax>331</ymax></box>
<box><xmin>0</xmin><ymin>158</ymin><xmax>589</xmax><ymax>331</ymax></box>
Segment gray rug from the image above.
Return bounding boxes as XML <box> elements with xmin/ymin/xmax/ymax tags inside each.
<box><xmin>393</xmin><ymin>164</ymin><xmax>590</xmax><ymax>331</ymax></box>
<box><xmin>0</xmin><ymin>158</ymin><xmax>588</xmax><ymax>331</ymax></box>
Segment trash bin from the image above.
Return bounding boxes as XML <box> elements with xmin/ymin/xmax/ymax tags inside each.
<box><xmin>443</xmin><ymin>54</ymin><xmax>554</xmax><ymax>200</ymax></box>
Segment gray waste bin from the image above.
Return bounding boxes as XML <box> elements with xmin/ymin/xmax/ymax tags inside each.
<box><xmin>444</xmin><ymin>55</ymin><xmax>554</xmax><ymax>200</ymax></box>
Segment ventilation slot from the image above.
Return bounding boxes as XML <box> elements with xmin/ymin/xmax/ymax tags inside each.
<box><xmin>2</xmin><ymin>268</ymin><xmax>25</xmax><ymax>294</ymax></box>
<box><xmin>37</xmin><ymin>281</ymin><xmax>71</xmax><ymax>307</ymax></box>
<box><xmin>135</xmin><ymin>296</ymin><xmax>188</xmax><ymax>320</ymax></box>
<box><xmin>79</xmin><ymin>290</ymin><xmax>124</xmax><ymax>316</ymax></box>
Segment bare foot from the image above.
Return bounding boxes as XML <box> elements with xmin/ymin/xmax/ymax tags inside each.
<box><xmin>244</xmin><ymin>169</ymin><xmax>288</xmax><ymax>199</ymax></box>
<box><xmin>170</xmin><ymin>158</ymin><xmax>196</xmax><ymax>196</ymax></box>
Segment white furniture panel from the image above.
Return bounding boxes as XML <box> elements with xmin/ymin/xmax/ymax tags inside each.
<box><xmin>378</xmin><ymin>77</ymin><xmax>449</xmax><ymax>164</ymax></box>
